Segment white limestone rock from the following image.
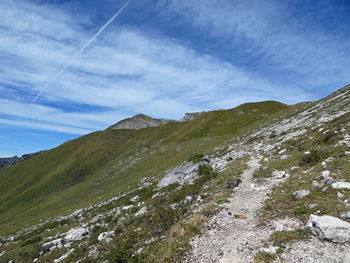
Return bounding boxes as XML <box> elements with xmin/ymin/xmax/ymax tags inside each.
<box><xmin>122</xmin><ymin>205</ymin><xmax>134</xmax><ymax>210</ymax></box>
<box><xmin>338</xmin><ymin>192</ymin><xmax>345</xmax><ymax>198</ymax></box>
<box><xmin>321</xmin><ymin>171</ymin><xmax>336</xmax><ymax>185</ymax></box>
<box><xmin>53</xmin><ymin>248</ymin><xmax>74</xmax><ymax>263</ymax></box>
<box><xmin>64</xmin><ymin>228</ymin><xmax>89</xmax><ymax>242</ymax></box>
<box><xmin>293</xmin><ymin>190</ymin><xmax>310</xmax><ymax>199</ymax></box>
<box><xmin>280</xmin><ymin>155</ymin><xmax>289</xmax><ymax>160</ymax></box>
<box><xmin>157</xmin><ymin>161</ymin><xmax>205</xmax><ymax>188</ymax></box>
<box><xmin>42</xmin><ymin>238</ymin><xmax>63</xmax><ymax>248</ymax></box>
<box><xmin>307</xmin><ymin>214</ymin><xmax>350</xmax><ymax>243</ymax></box>
<box><xmin>135</xmin><ymin>206</ymin><xmax>148</xmax><ymax>216</ymax></box>
<box><xmin>98</xmin><ymin>231</ymin><xmax>114</xmax><ymax>243</ymax></box>
<box><xmin>130</xmin><ymin>195</ymin><xmax>139</xmax><ymax>202</ymax></box>
<box><xmin>272</xmin><ymin>170</ymin><xmax>289</xmax><ymax>179</ymax></box>
<box><xmin>332</xmin><ymin>182</ymin><xmax>350</xmax><ymax>190</ymax></box>
<box><xmin>259</xmin><ymin>246</ymin><xmax>279</xmax><ymax>254</ymax></box>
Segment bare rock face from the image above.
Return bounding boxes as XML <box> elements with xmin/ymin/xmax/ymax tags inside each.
<box><xmin>307</xmin><ymin>215</ymin><xmax>350</xmax><ymax>243</ymax></box>
<box><xmin>180</xmin><ymin>112</ymin><xmax>203</xmax><ymax>122</ymax></box>
<box><xmin>109</xmin><ymin>114</ymin><xmax>171</xmax><ymax>130</ymax></box>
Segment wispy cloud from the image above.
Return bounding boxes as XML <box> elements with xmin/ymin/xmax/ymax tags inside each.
<box><xmin>159</xmin><ymin>0</ymin><xmax>350</xmax><ymax>93</ymax></box>
<box><xmin>1</xmin><ymin>0</ymin><xmax>345</xmax><ymax>137</ymax></box>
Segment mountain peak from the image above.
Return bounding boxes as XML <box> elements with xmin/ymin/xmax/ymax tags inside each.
<box><xmin>109</xmin><ymin>114</ymin><xmax>171</xmax><ymax>130</ymax></box>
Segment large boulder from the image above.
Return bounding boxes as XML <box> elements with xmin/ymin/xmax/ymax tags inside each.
<box><xmin>307</xmin><ymin>214</ymin><xmax>350</xmax><ymax>243</ymax></box>
<box><xmin>157</xmin><ymin>161</ymin><xmax>207</xmax><ymax>188</ymax></box>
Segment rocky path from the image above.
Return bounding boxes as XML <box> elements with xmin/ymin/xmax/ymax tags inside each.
<box><xmin>185</xmin><ymin>156</ymin><xmax>279</xmax><ymax>263</ymax></box>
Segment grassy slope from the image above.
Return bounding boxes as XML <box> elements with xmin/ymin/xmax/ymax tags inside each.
<box><xmin>0</xmin><ymin>101</ymin><xmax>288</xmax><ymax>234</ymax></box>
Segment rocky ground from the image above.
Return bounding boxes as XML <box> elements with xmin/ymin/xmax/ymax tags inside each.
<box><xmin>184</xmin><ymin>85</ymin><xmax>350</xmax><ymax>262</ymax></box>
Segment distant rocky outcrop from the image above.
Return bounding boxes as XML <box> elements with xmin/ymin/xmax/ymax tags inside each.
<box><xmin>180</xmin><ymin>112</ymin><xmax>204</xmax><ymax>122</ymax></box>
<box><xmin>0</xmin><ymin>152</ymin><xmax>40</xmax><ymax>169</ymax></box>
<box><xmin>109</xmin><ymin>114</ymin><xmax>171</xmax><ymax>130</ymax></box>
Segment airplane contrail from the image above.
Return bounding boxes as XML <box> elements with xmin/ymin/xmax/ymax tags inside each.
<box><xmin>31</xmin><ymin>0</ymin><xmax>132</xmax><ymax>103</ymax></box>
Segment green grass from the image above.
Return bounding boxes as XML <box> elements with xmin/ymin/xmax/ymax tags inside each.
<box><xmin>270</xmin><ymin>229</ymin><xmax>311</xmax><ymax>247</ymax></box>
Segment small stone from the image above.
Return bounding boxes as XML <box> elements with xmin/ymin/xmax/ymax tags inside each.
<box><xmin>309</xmin><ymin>203</ymin><xmax>318</xmax><ymax>209</ymax></box>
<box><xmin>275</xmin><ymin>223</ymin><xmax>284</xmax><ymax>232</ymax></box>
<box><xmin>290</xmin><ymin>166</ymin><xmax>299</xmax><ymax>172</ymax></box>
<box><xmin>122</xmin><ymin>205</ymin><xmax>134</xmax><ymax>210</ymax></box>
<box><xmin>341</xmin><ymin>211</ymin><xmax>350</xmax><ymax>219</ymax></box>
<box><xmin>322</xmin><ymin>186</ymin><xmax>329</xmax><ymax>192</ymax></box>
<box><xmin>272</xmin><ymin>170</ymin><xmax>289</xmax><ymax>179</ymax></box>
<box><xmin>130</xmin><ymin>195</ymin><xmax>139</xmax><ymax>202</ymax></box>
<box><xmin>259</xmin><ymin>247</ymin><xmax>279</xmax><ymax>254</ymax></box>
<box><xmin>338</xmin><ymin>192</ymin><xmax>345</xmax><ymax>198</ymax></box>
<box><xmin>321</xmin><ymin>171</ymin><xmax>336</xmax><ymax>185</ymax></box>
<box><xmin>135</xmin><ymin>206</ymin><xmax>148</xmax><ymax>216</ymax></box>
<box><xmin>98</xmin><ymin>231</ymin><xmax>114</xmax><ymax>243</ymax></box>
<box><xmin>312</xmin><ymin>181</ymin><xmax>321</xmax><ymax>187</ymax></box>
<box><xmin>293</xmin><ymin>190</ymin><xmax>310</xmax><ymax>199</ymax></box>
<box><xmin>185</xmin><ymin>196</ymin><xmax>193</xmax><ymax>203</ymax></box>
<box><xmin>280</xmin><ymin>155</ymin><xmax>289</xmax><ymax>160</ymax></box>
<box><xmin>278</xmin><ymin>149</ymin><xmax>287</xmax><ymax>154</ymax></box>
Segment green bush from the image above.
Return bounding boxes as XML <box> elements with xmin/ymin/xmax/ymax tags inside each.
<box><xmin>188</xmin><ymin>153</ymin><xmax>204</xmax><ymax>163</ymax></box>
<box><xmin>197</xmin><ymin>164</ymin><xmax>213</xmax><ymax>176</ymax></box>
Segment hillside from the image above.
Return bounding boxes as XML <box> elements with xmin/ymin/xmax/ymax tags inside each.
<box><xmin>0</xmin><ymin>100</ymin><xmax>286</xmax><ymax>235</ymax></box>
<box><xmin>1</xmin><ymin>85</ymin><xmax>350</xmax><ymax>262</ymax></box>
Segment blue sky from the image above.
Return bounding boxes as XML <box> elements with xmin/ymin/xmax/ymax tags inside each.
<box><xmin>0</xmin><ymin>0</ymin><xmax>350</xmax><ymax>157</ymax></box>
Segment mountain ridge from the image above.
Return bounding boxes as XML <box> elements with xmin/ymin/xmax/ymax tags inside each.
<box><xmin>109</xmin><ymin>113</ymin><xmax>172</xmax><ymax>130</ymax></box>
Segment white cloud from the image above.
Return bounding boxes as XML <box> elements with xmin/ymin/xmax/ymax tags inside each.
<box><xmin>160</xmin><ymin>0</ymin><xmax>350</xmax><ymax>89</ymax></box>
<box><xmin>0</xmin><ymin>0</ymin><xmax>324</xmax><ymax>135</ymax></box>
